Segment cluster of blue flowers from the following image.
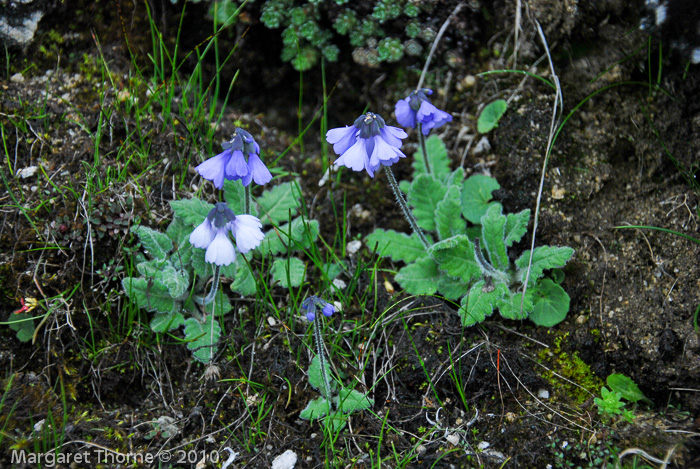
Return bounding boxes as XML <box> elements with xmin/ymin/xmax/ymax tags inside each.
<box><xmin>301</xmin><ymin>296</ymin><xmax>335</xmax><ymax>322</ymax></box>
<box><xmin>326</xmin><ymin>88</ymin><xmax>452</xmax><ymax>176</ymax></box>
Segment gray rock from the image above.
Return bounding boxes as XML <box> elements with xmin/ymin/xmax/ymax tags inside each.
<box><xmin>0</xmin><ymin>0</ymin><xmax>52</xmax><ymax>48</ymax></box>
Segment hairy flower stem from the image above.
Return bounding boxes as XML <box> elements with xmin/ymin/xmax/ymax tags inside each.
<box><xmin>473</xmin><ymin>238</ymin><xmax>508</xmax><ymax>283</ymax></box>
<box><xmin>313</xmin><ymin>316</ymin><xmax>332</xmax><ymax>405</ymax></box>
<box><xmin>244</xmin><ymin>185</ymin><xmax>251</xmax><ymax>215</ymax></box>
<box><xmin>202</xmin><ymin>265</ymin><xmax>221</xmax><ymax>305</ymax></box>
<box><xmin>417</xmin><ymin>125</ymin><xmax>431</xmax><ymax>175</ymax></box>
<box><xmin>384</xmin><ymin>166</ymin><xmax>430</xmax><ymax>250</ymax></box>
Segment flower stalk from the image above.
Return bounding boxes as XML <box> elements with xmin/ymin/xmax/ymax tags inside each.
<box><xmin>384</xmin><ymin>166</ymin><xmax>430</xmax><ymax>250</ymax></box>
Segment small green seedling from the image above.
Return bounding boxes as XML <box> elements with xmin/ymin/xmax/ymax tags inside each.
<box><xmin>477</xmin><ymin>99</ymin><xmax>507</xmax><ymax>133</ymax></box>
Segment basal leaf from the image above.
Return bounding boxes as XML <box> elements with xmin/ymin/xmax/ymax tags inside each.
<box><xmin>365</xmin><ymin>229</ymin><xmax>429</xmax><ymax>263</ymax></box>
<box><xmin>256</xmin><ymin>181</ymin><xmax>301</xmax><ymax>225</ymax></box>
<box><xmin>259</xmin><ymin>218</ymin><xmax>319</xmax><ymax>256</ymax></box>
<box><xmin>435</xmin><ymin>185</ymin><xmax>467</xmax><ymax>240</ymax></box>
<box><xmin>160</xmin><ymin>265</ymin><xmax>190</xmax><ymax>298</ymax></box>
<box><xmin>184</xmin><ymin>315</ymin><xmax>221</xmax><ymax>364</ymax></box>
<box><xmin>271</xmin><ymin>257</ymin><xmax>306</xmax><ymax>288</ymax></box>
<box><xmin>497</xmin><ymin>289</ymin><xmax>535</xmax><ymax>320</ymax></box>
<box><xmin>150</xmin><ymin>311</ymin><xmax>185</xmax><ymax>333</ymax></box>
<box><xmin>459</xmin><ymin>280</ymin><xmax>508</xmax><ymax>327</ymax></box>
<box><xmin>408</xmin><ymin>174</ymin><xmax>448</xmax><ymax>231</ymax></box>
<box><xmin>461</xmin><ymin>174</ymin><xmax>501</xmax><ymax>224</ymax></box>
<box><xmin>528</xmin><ymin>278</ymin><xmax>570</xmax><ymax>327</ymax></box>
<box><xmin>395</xmin><ymin>257</ymin><xmax>440</xmax><ymax>295</ymax></box>
<box><xmin>480</xmin><ymin>203</ymin><xmax>508</xmax><ymax>270</ymax></box>
<box><xmin>606</xmin><ymin>373</ymin><xmax>650</xmax><ymax>403</ymax></box>
<box><xmin>437</xmin><ymin>274</ymin><xmax>471</xmax><ymax>300</ymax></box>
<box><xmin>169</xmin><ymin>198</ymin><xmax>214</xmax><ymax>226</ymax></box>
<box><xmin>131</xmin><ymin>225</ymin><xmax>173</xmax><ymax>260</ymax></box>
<box><xmin>230</xmin><ymin>255</ymin><xmax>257</xmax><ymax>296</ymax></box>
<box><xmin>122</xmin><ymin>277</ymin><xmax>178</xmax><ymax>315</ymax></box>
<box><xmin>428</xmin><ymin>235</ymin><xmax>482</xmax><ymax>284</ymax></box>
<box><xmin>223</xmin><ymin>179</ymin><xmax>247</xmax><ymax>215</ymax></box>
<box><xmin>335</xmin><ymin>388</ymin><xmax>373</xmax><ymax>414</ymax></box>
<box><xmin>166</xmin><ymin>216</ymin><xmax>193</xmax><ymax>248</ymax></box>
<box><xmin>136</xmin><ymin>258</ymin><xmax>171</xmax><ymax>279</ymax></box>
<box><xmin>504</xmin><ymin>209</ymin><xmax>530</xmax><ymax>247</ymax></box>
<box><xmin>412</xmin><ymin>134</ymin><xmax>451</xmax><ymax>182</ymax></box>
<box><xmin>515</xmin><ymin>246</ymin><xmax>575</xmax><ymax>284</ymax></box>
<box><xmin>299</xmin><ymin>397</ymin><xmax>331</xmax><ymax>420</ymax></box>
<box><xmin>477</xmin><ymin>99</ymin><xmax>507</xmax><ymax>133</ymax></box>
<box><xmin>308</xmin><ymin>355</ymin><xmax>335</xmax><ymax>393</ymax></box>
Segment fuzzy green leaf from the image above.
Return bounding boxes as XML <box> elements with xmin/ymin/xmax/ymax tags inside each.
<box><xmin>136</xmin><ymin>258</ymin><xmax>171</xmax><ymax>279</ymax></box>
<box><xmin>299</xmin><ymin>397</ymin><xmax>331</xmax><ymax>420</ymax></box>
<box><xmin>606</xmin><ymin>373</ymin><xmax>650</xmax><ymax>403</ymax></box>
<box><xmin>256</xmin><ymin>181</ymin><xmax>301</xmax><ymax>225</ymax></box>
<box><xmin>150</xmin><ymin>311</ymin><xmax>185</xmax><ymax>333</ymax></box>
<box><xmin>395</xmin><ymin>257</ymin><xmax>440</xmax><ymax>295</ymax></box>
<box><xmin>308</xmin><ymin>355</ymin><xmax>335</xmax><ymax>393</ymax></box>
<box><xmin>166</xmin><ymin>216</ymin><xmax>193</xmax><ymax>248</ymax></box>
<box><xmin>131</xmin><ymin>225</ymin><xmax>173</xmax><ymax>260</ymax></box>
<box><xmin>365</xmin><ymin>229</ymin><xmax>429</xmax><ymax>263</ymax></box>
<box><xmin>515</xmin><ymin>246</ymin><xmax>575</xmax><ymax>284</ymax></box>
<box><xmin>223</xmin><ymin>180</ymin><xmax>247</xmax><ymax>215</ymax></box>
<box><xmin>459</xmin><ymin>280</ymin><xmax>509</xmax><ymax>327</ymax></box>
<box><xmin>259</xmin><ymin>218</ymin><xmax>319</xmax><ymax>256</ymax></box>
<box><xmin>7</xmin><ymin>313</ymin><xmax>35</xmax><ymax>342</ymax></box>
<box><xmin>407</xmin><ymin>174</ymin><xmax>448</xmax><ymax>231</ymax></box>
<box><xmin>184</xmin><ymin>315</ymin><xmax>221</xmax><ymax>363</ymax></box>
<box><xmin>477</xmin><ymin>99</ymin><xmax>507</xmax><ymax>133</ymax></box>
<box><xmin>335</xmin><ymin>388</ymin><xmax>373</xmax><ymax>414</ymax></box>
<box><xmin>480</xmin><ymin>204</ymin><xmax>508</xmax><ymax>270</ymax></box>
<box><xmin>160</xmin><ymin>265</ymin><xmax>190</xmax><ymax>298</ymax></box>
<box><xmin>122</xmin><ymin>277</ymin><xmax>178</xmax><ymax>315</ymax></box>
<box><xmin>428</xmin><ymin>235</ymin><xmax>482</xmax><ymax>284</ymax></box>
<box><xmin>461</xmin><ymin>174</ymin><xmax>501</xmax><ymax>224</ymax></box>
<box><xmin>271</xmin><ymin>257</ymin><xmax>306</xmax><ymax>288</ymax></box>
<box><xmin>437</xmin><ymin>274</ymin><xmax>471</xmax><ymax>300</ymax></box>
<box><xmin>497</xmin><ymin>289</ymin><xmax>535</xmax><ymax>320</ymax></box>
<box><xmin>504</xmin><ymin>209</ymin><xmax>530</xmax><ymax>247</ymax></box>
<box><xmin>529</xmin><ymin>278</ymin><xmax>570</xmax><ymax>327</ymax></box>
<box><xmin>435</xmin><ymin>185</ymin><xmax>467</xmax><ymax>240</ymax></box>
<box><xmin>412</xmin><ymin>134</ymin><xmax>451</xmax><ymax>182</ymax></box>
<box><xmin>230</xmin><ymin>255</ymin><xmax>257</xmax><ymax>296</ymax></box>
<box><xmin>169</xmin><ymin>198</ymin><xmax>214</xmax><ymax>226</ymax></box>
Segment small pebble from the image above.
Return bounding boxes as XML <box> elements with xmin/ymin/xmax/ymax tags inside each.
<box><xmin>446</xmin><ymin>433</ymin><xmax>460</xmax><ymax>445</ymax></box>
<box><xmin>477</xmin><ymin>441</ymin><xmax>490</xmax><ymax>450</ymax></box>
<box><xmin>346</xmin><ymin>240</ymin><xmax>362</xmax><ymax>255</ymax></box>
<box><xmin>538</xmin><ymin>389</ymin><xmax>550</xmax><ymax>399</ymax></box>
<box><xmin>271</xmin><ymin>450</ymin><xmax>298</xmax><ymax>469</ymax></box>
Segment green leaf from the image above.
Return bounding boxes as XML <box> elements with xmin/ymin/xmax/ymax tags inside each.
<box><xmin>308</xmin><ymin>355</ymin><xmax>335</xmax><ymax>393</ymax></box>
<box><xmin>184</xmin><ymin>315</ymin><xmax>221</xmax><ymax>363</ymax></box>
<box><xmin>160</xmin><ymin>265</ymin><xmax>190</xmax><ymax>298</ymax></box>
<box><xmin>497</xmin><ymin>289</ymin><xmax>534</xmax><ymax>320</ymax></box>
<box><xmin>395</xmin><ymin>257</ymin><xmax>440</xmax><ymax>295</ymax></box>
<box><xmin>191</xmin><ymin>248</ymin><xmax>215</xmax><ymax>278</ymax></box>
<box><xmin>504</xmin><ymin>209</ymin><xmax>530</xmax><ymax>247</ymax></box>
<box><xmin>201</xmin><ymin>287</ymin><xmax>233</xmax><ymax>317</ymax></box>
<box><xmin>258</xmin><ymin>218</ymin><xmax>319</xmax><ymax>256</ymax></box>
<box><xmin>365</xmin><ymin>229</ymin><xmax>429</xmax><ymax>263</ymax></box>
<box><xmin>166</xmin><ymin>216</ymin><xmax>193</xmax><ymax>248</ymax></box>
<box><xmin>477</xmin><ymin>99</ymin><xmax>507</xmax><ymax>133</ymax></box>
<box><xmin>169</xmin><ymin>198</ymin><xmax>214</xmax><ymax>226</ymax></box>
<box><xmin>515</xmin><ymin>246</ymin><xmax>575</xmax><ymax>284</ymax></box>
<box><xmin>459</xmin><ymin>280</ymin><xmax>508</xmax><ymax>327</ymax></box>
<box><xmin>437</xmin><ymin>274</ymin><xmax>471</xmax><ymax>300</ymax></box>
<box><xmin>335</xmin><ymin>388</ymin><xmax>373</xmax><ymax>414</ymax></box>
<box><xmin>223</xmin><ymin>180</ymin><xmax>248</xmax><ymax>215</ymax></box>
<box><xmin>122</xmin><ymin>277</ymin><xmax>178</xmax><ymax>314</ymax></box>
<box><xmin>607</xmin><ymin>373</ymin><xmax>650</xmax><ymax>404</ymax></box>
<box><xmin>299</xmin><ymin>397</ymin><xmax>331</xmax><ymax>420</ymax></box>
<box><xmin>428</xmin><ymin>235</ymin><xmax>482</xmax><ymax>284</ymax></box>
<box><xmin>271</xmin><ymin>257</ymin><xmax>306</xmax><ymax>288</ymax></box>
<box><xmin>230</xmin><ymin>255</ymin><xmax>257</xmax><ymax>296</ymax></box>
<box><xmin>256</xmin><ymin>181</ymin><xmax>301</xmax><ymax>225</ymax></box>
<box><xmin>480</xmin><ymin>204</ymin><xmax>508</xmax><ymax>270</ymax></box>
<box><xmin>7</xmin><ymin>312</ymin><xmax>35</xmax><ymax>342</ymax></box>
<box><xmin>321</xmin><ymin>262</ymin><xmax>346</xmax><ymax>281</ymax></box>
<box><xmin>131</xmin><ymin>225</ymin><xmax>173</xmax><ymax>260</ymax></box>
<box><xmin>136</xmin><ymin>258</ymin><xmax>171</xmax><ymax>279</ymax></box>
<box><xmin>461</xmin><ymin>174</ymin><xmax>501</xmax><ymax>224</ymax></box>
<box><xmin>407</xmin><ymin>174</ymin><xmax>448</xmax><ymax>231</ymax></box>
<box><xmin>412</xmin><ymin>134</ymin><xmax>451</xmax><ymax>182</ymax></box>
<box><xmin>529</xmin><ymin>278</ymin><xmax>570</xmax><ymax>327</ymax></box>
<box><xmin>150</xmin><ymin>311</ymin><xmax>185</xmax><ymax>333</ymax></box>
<box><xmin>435</xmin><ymin>185</ymin><xmax>467</xmax><ymax>240</ymax></box>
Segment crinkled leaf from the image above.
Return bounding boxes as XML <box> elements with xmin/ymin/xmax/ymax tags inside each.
<box><xmin>437</xmin><ymin>274</ymin><xmax>471</xmax><ymax>300</ymax></box>
<box><xmin>365</xmin><ymin>229</ymin><xmax>429</xmax><ymax>263</ymax></box>
<box><xmin>308</xmin><ymin>355</ymin><xmax>336</xmax><ymax>393</ymax></box>
<box><xmin>230</xmin><ymin>255</ymin><xmax>257</xmax><ymax>296</ymax></box>
<box><xmin>150</xmin><ymin>311</ymin><xmax>185</xmax><ymax>333</ymax></box>
<box><xmin>166</xmin><ymin>216</ymin><xmax>193</xmax><ymax>247</ymax></box>
<box><xmin>459</xmin><ymin>280</ymin><xmax>509</xmax><ymax>327</ymax></box>
<box><xmin>607</xmin><ymin>373</ymin><xmax>650</xmax><ymax>403</ymax></box>
<box><xmin>504</xmin><ymin>209</ymin><xmax>530</xmax><ymax>247</ymax></box>
<box><xmin>497</xmin><ymin>289</ymin><xmax>534</xmax><ymax>320</ymax></box>
<box><xmin>299</xmin><ymin>397</ymin><xmax>331</xmax><ymax>420</ymax></box>
<box><xmin>428</xmin><ymin>235</ymin><xmax>482</xmax><ymax>284</ymax></box>
<box><xmin>477</xmin><ymin>99</ymin><xmax>507</xmax><ymax>133</ymax></box>
<box><xmin>258</xmin><ymin>218</ymin><xmax>319</xmax><ymax>256</ymax></box>
<box><xmin>412</xmin><ymin>134</ymin><xmax>451</xmax><ymax>182</ymax></box>
<box><xmin>435</xmin><ymin>185</ymin><xmax>467</xmax><ymax>240</ymax></box>
<box><xmin>223</xmin><ymin>180</ymin><xmax>248</xmax><ymax>216</ymax></box>
<box><xmin>394</xmin><ymin>257</ymin><xmax>440</xmax><ymax>295</ymax></box>
<box><xmin>408</xmin><ymin>174</ymin><xmax>448</xmax><ymax>231</ymax></box>
<box><xmin>461</xmin><ymin>174</ymin><xmax>500</xmax><ymax>224</ymax></box>
<box><xmin>446</xmin><ymin>167</ymin><xmax>465</xmax><ymax>186</ymax></box>
<box><xmin>321</xmin><ymin>261</ymin><xmax>346</xmax><ymax>281</ymax></box>
<box><xmin>160</xmin><ymin>265</ymin><xmax>190</xmax><ymax>298</ymax></box>
<box><xmin>256</xmin><ymin>181</ymin><xmax>301</xmax><ymax>225</ymax></box>
<box><xmin>131</xmin><ymin>225</ymin><xmax>173</xmax><ymax>260</ymax></box>
<box><xmin>335</xmin><ymin>388</ymin><xmax>373</xmax><ymax>414</ymax></box>
<box><xmin>122</xmin><ymin>277</ymin><xmax>178</xmax><ymax>314</ymax></box>
<box><xmin>271</xmin><ymin>257</ymin><xmax>306</xmax><ymax>288</ymax></box>
<box><xmin>529</xmin><ymin>278</ymin><xmax>570</xmax><ymax>327</ymax></box>
<box><xmin>136</xmin><ymin>258</ymin><xmax>171</xmax><ymax>279</ymax></box>
<box><xmin>515</xmin><ymin>246</ymin><xmax>575</xmax><ymax>284</ymax></box>
<box><xmin>481</xmin><ymin>204</ymin><xmax>508</xmax><ymax>270</ymax></box>
<box><xmin>169</xmin><ymin>198</ymin><xmax>214</xmax><ymax>226</ymax></box>
<box><xmin>200</xmin><ymin>287</ymin><xmax>233</xmax><ymax>317</ymax></box>
<box><xmin>184</xmin><ymin>315</ymin><xmax>221</xmax><ymax>363</ymax></box>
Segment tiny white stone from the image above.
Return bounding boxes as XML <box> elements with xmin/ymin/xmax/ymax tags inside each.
<box><xmin>267</xmin><ymin>316</ymin><xmax>277</xmax><ymax>326</ymax></box>
<box><xmin>446</xmin><ymin>433</ymin><xmax>460</xmax><ymax>445</ymax></box>
<box><xmin>477</xmin><ymin>441</ymin><xmax>490</xmax><ymax>450</ymax></box>
<box><xmin>332</xmin><ymin>278</ymin><xmax>347</xmax><ymax>290</ymax></box>
<box><xmin>416</xmin><ymin>444</ymin><xmax>427</xmax><ymax>454</ymax></box>
<box><xmin>474</xmin><ymin>136</ymin><xmax>491</xmax><ymax>155</ymax></box>
<box><xmin>347</xmin><ymin>240</ymin><xmax>362</xmax><ymax>255</ymax></box>
<box><xmin>271</xmin><ymin>450</ymin><xmax>298</xmax><ymax>469</ymax></box>
<box><xmin>10</xmin><ymin>73</ymin><xmax>24</xmax><ymax>83</ymax></box>
<box><xmin>538</xmin><ymin>389</ymin><xmax>550</xmax><ymax>399</ymax></box>
<box><xmin>16</xmin><ymin>166</ymin><xmax>38</xmax><ymax>179</ymax></box>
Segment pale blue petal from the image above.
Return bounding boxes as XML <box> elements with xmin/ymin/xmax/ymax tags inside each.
<box><xmin>196</xmin><ymin>152</ymin><xmax>228</xmax><ymax>189</ymax></box>
<box><xmin>326</xmin><ymin>126</ymin><xmax>358</xmax><ymax>155</ymax></box>
<box><xmin>231</xmin><ymin>214</ymin><xmax>265</xmax><ymax>254</ymax></box>
<box><xmin>205</xmin><ymin>229</ymin><xmax>236</xmax><ymax>266</ymax></box>
<box><xmin>394</xmin><ymin>98</ymin><xmax>416</xmax><ymax>128</ymax></box>
<box><xmin>248</xmin><ymin>154</ymin><xmax>272</xmax><ymax>185</ymax></box>
<box><xmin>189</xmin><ymin>219</ymin><xmax>216</xmax><ymax>248</ymax></box>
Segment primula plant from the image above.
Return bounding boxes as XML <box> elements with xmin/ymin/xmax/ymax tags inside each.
<box><xmin>365</xmin><ymin>135</ymin><xmax>575</xmax><ymax>327</ymax></box>
<box><xmin>299</xmin><ymin>297</ymin><xmax>374</xmax><ymax>432</ymax></box>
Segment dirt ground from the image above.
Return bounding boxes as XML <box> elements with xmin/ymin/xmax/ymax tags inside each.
<box><xmin>1</xmin><ymin>0</ymin><xmax>699</xmax><ymax>467</ymax></box>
